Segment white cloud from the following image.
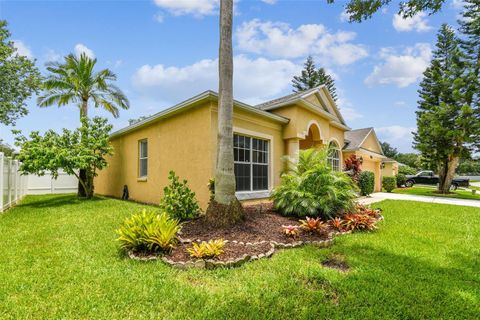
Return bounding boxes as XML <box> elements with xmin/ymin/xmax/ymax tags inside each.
<box><xmin>261</xmin><ymin>0</ymin><xmax>277</xmax><ymax>4</ymax></box>
<box><xmin>44</xmin><ymin>49</ymin><xmax>62</xmax><ymax>62</ymax></box>
<box><xmin>74</xmin><ymin>43</ymin><xmax>95</xmax><ymax>59</ymax></box>
<box><xmin>336</xmin><ymin>96</ymin><xmax>363</xmax><ymax>121</ymax></box>
<box><xmin>235</xmin><ymin>19</ymin><xmax>368</xmax><ymax>65</ymax></box>
<box><xmin>132</xmin><ymin>55</ymin><xmax>299</xmax><ymax>105</ymax></box>
<box><xmin>394</xmin><ymin>101</ymin><xmax>408</xmax><ymax>108</ymax></box>
<box><xmin>339</xmin><ymin>10</ymin><xmax>351</xmax><ymax>22</ymax></box>
<box><xmin>365</xmin><ymin>43</ymin><xmax>432</xmax><ymax>88</ymax></box>
<box><xmin>451</xmin><ymin>0</ymin><xmax>465</xmax><ymax>9</ymax></box>
<box><xmin>392</xmin><ymin>12</ymin><xmax>432</xmax><ymax>32</ymax></box>
<box><xmin>376</xmin><ymin>125</ymin><xmax>416</xmax><ymax>152</ymax></box>
<box><xmin>153</xmin><ymin>0</ymin><xmax>219</xmax><ymax>17</ymax></box>
<box><xmin>154</xmin><ymin>12</ymin><xmax>165</xmax><ymax>23</ymax></box>
<box><xmin>12</xmin><ymin>40</ymin><xmax>33</xmax><ymax>59</ymax></box>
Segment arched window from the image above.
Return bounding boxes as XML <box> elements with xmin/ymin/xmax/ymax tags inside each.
<box><xmin>328</xmin><ymin>141</ymin><xmax>340</xmax><ymax>171</ymax></box>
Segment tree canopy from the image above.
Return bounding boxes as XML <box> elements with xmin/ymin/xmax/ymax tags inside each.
<box><xmin>15</xmin><ymin>117</ymin><xmax>113</xmax><ymax>198</ymax></box>
<box><xmin>414</xmin><ymin>23</ymin><xmax>480</xmax><ymax>192</ymax></box>
<box><xmin>380</xmin><ymin>141</ymin><xmax>398</xmax><ymax>159</ymax></box>
<box><xmin>0</xmin><ymin>20</ymin><xmax>41</xmax><ymax>126</ymax></box>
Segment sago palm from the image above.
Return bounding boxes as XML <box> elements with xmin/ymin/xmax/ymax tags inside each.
<box><xmin>37</xmin><ymin>53</ymin><xmax>129</xmax><ymax>119</ymax></box>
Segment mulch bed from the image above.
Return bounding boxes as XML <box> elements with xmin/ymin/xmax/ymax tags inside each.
<box><xmin>179</xmin><ymin>203</ymin><xmax>330</xmax><ymax>244</ymax></box>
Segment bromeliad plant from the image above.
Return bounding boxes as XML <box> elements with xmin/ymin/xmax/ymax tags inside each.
<box><xmin>299</xmin><ymin>217</ymin><xmax>326</xmax><ymax>233</ymax></box>
<box><xmin>187</xmin><ymin>239</ymin><xmax>226</xmax><ymax>259</ymax></box>
<box><xmin>116</xmin><ymin>209</ymin><xmax>181</xmax><ymax>254</ymax></box>
<box><xmin>328</xmin><ymin>217</ymin><xmax>346</xmax><ymax>232</ymax></box>
<box><xmin>343</xmin><ymin>213</ymin><xmax>376</xmax><ymax>231</ymax></box>
<box><xmin>282</xmin><ymin>225</ymin><xmax>300</xmax><ymax>238</ymax></box>
<box><xmin>272</xmin><ymin>148</ymin><xmax>357</xmax><ymax>219</ymax></box>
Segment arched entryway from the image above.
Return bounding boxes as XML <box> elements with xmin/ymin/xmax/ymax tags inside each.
<box><xmin>299</xmin><ymin>122</ymin><xmax>323</xmax><ymax>150</ymax></box>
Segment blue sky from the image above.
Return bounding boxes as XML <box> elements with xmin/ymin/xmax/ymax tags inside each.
<box><xmin>0</xmin><ymin>0</ymin><xmax>463</xmax><ymax>152</ymax></box>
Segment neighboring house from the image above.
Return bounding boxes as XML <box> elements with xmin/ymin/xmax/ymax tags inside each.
<box><xmin>95</xmin><ymin>86</ymin><xmax>387</xmax><ymax>209</ymax></box>
<box><xmin>382</xmin><ymin>158</ymin><xmax>399</xmax><ymax>178</ymax></box>
<box><xmin>343</xmin><ymin>128</ymin><xmax>386</xmax><ymax>192</ymax></box>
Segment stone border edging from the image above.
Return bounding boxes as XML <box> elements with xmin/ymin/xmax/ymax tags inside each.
<box><xmin>127</xmin><ymin>214</ymin><xmax>383</xmax><ymax>269</ymax></box>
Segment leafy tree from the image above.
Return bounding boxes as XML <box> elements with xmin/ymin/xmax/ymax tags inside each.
<box><xmin>292</xmin><ymin>56</ymin><xmax>338</xmax><ymax>101</ymax></box>
<box><xmin>128</xmin><ymin>115</ymin><xmax>150</xmax><ymax>126</ymax></box>
<box><xmin>0</xmin><ymin>139</ymin><xmax>15</xmax><ymax>157</ymax></box>
<box><xmin>395</xmin><ymin>153</ymin><xmax>422</xmax><ymax>169</ymax></box>
<box><xmin>0</xmin><ymin>20</ymin><xmax>41</xmax><ymax>126</ymax></box>
<box><xmin>414</xmin><ymin>24</ymin><xmax>479</xmax><ymax>193</ymax></box>
<box><xmin>38</xmin><ymin>53</ymin><xmax>129</xmax><ymax>197</ymax></box>
<box><xmin>14</xmin><ymin>117</ymin><xmax>113</xmax><ymax>199</ymax></box>
<box><xmin>457</xmin><ymin>159</ymin><xmax>480</xmax><ymax>175</ymax></box>
<box><xmin>380</xmin><ymin>141</ymin><xmax>398</xmax><ymax>159</ymax></box>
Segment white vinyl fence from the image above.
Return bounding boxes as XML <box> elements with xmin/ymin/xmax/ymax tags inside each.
<box><xmin>0</xmin><ymin>153</ymin><xmax>27</xmax><ymax>212</ymax></box>
<box><xmin>0</xmin><ymin>152</ymin><xmax>79</xmax><ymax>212</ymax></box>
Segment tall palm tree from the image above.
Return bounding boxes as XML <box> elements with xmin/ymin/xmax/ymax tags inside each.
<box><xmin>206</xmin><ymin>0</ymin><xmax>244</xmax><ymax>227</ymax></box>
<box><xmin>38</xmin><ymin>53</ymin><xmax>129</xmax><ymax>197</ymax></box>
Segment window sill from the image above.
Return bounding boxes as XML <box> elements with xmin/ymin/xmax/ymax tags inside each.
<box><xmin>137</xmin><ymin>177</ymin><xmax>148</xmax><ymax>182</ymax></box>
<box><xmin>235</xmin><ymin>190</ymin><xmax>271</xmax><ymax>201</ymax></box>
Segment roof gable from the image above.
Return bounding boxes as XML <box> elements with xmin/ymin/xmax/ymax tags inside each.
<box><xmin>255</xmin><ymin>85</ymin><xmax>348</xmax><ymax>127</ymax></box>
<box><xmin>344</xmin><ymin>127</ymin><xmax>384</xmax><ymax>156</ymax></box>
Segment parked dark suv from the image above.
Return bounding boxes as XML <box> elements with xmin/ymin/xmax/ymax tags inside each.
<box><xmin>405</xmin><ymin>171</ymin><xmax>470</xmax><ymax>190</ymax></box>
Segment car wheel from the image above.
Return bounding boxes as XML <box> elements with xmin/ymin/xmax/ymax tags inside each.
<box><xmin>405</xmin><ymin>180</ymin><xmax>414</xmax><ymax>188</ymax></box>
<box><xmin>450</xmin><ymin>184</ymin><xmax>458</xmax><ymax>191</ymax></box>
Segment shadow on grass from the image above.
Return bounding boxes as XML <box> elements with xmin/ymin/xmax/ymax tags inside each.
<box><xmin>17</xmin><ymin>194</ymin><xmax>107</xmax><ymax>209</ymax></box>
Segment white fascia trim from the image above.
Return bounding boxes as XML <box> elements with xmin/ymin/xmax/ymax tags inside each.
<box><xmin>110</xmin><ymin>91</ymin><xmax>288</xmax><ymax>138</ymax></box>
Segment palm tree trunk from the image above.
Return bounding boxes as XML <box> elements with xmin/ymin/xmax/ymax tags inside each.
<box><xmin>205</xmin><ymin>0</ymin><xmax>244</xmax><ymax>227</ymax></box>
<box><xmin>78</xmin><ymin>99</ymin><xmax>88</xmax><ymax>198</ymax></box>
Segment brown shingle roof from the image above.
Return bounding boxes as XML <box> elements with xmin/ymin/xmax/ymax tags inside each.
<box><xmin>343</xmin><ymin>127</ymin><xmax>373</xmax><ymax>151</ymax></box>
<box><xmin>254</xmin><ymin>87</ymin><xmax>320</xmax><ymax>110</ymax></box>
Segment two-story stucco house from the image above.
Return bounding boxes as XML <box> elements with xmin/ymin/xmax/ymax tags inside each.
<box><xmin>95</xmin><ymin>86</ymin><xmax>391</xmax><ymax>209</ymax></box>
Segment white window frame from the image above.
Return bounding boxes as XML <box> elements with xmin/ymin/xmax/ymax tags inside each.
<box><xmin>233</xmin><ymin>133</ymin><xmax>270</xmax><ymax>193</ymax></box>
<box><xmin>138</xmin><ymin>139</ymin><xmax>148</xmax><ymax>178</ymax></box>
<box><xmin>328</xmin><ymin>141</ymin><xmax>341</xmax><ymax>171</ymax></box>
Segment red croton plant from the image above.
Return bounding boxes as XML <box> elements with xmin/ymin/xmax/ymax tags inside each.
<box><xmin>344</xmin><ymin>154</ymin><xmax>362</xmax><ymax>183</ymax></box>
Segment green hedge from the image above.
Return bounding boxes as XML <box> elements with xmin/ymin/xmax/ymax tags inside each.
<box><xmin>358</xmin><ymin>171</ymin><xmax>375</xmax><ymax>196</ymax></box>
<box><xmin>396</xmin><ymin>173</ymin><xmax>406</xmax><ymax>187</ymax></box>
<box><xmin>382</xmin><ymin>176</ymin><xmax>397</xmax><ymax>193</ymax></box>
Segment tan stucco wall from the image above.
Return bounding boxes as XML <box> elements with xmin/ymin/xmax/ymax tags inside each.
<box><xmin>211</xmin><ymin>106</ymin><xmax>285</xmax><ymax>195</ymax></box>
<box><xmin>343</xmin><ymin>151</ymin><xmax>382</xmax><ymax>192</ymax></box>
<box><xmin>95</xmin><ymin>101</ymin><xmax>214</xmax><ymax>209</ymax></box>
<box><xmin>382</xmin><ymin>162</ymin><xmax>399</xmax><ymax>177</ymax></box>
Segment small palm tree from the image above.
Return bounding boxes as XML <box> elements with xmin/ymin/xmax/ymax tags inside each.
<box><xmin>38</xmin><ymin>53</ymin><xmax>129</xmax><ymax>197</ymax></box>
<box><xmin>38</xmin><ymin>53</ymin><xmax>129</xmax><ymax>119</ymax></box>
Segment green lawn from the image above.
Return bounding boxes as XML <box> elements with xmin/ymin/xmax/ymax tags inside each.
<box><xmin>392</xmin><ymin>185</ymin><xmax>480</xmax><ymax>200</ymax></box>
<box><xmin>1</xmin><ymin>195</ymin><xmax>479</xmax><ymax>319</ymax></box>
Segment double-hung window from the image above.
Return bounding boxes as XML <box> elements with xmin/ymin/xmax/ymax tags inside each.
<box><xmin>234</xmin><ymin>134</ymin><xmax>269</xmax><ymax>192</ymax></box>
<box><xmin>138</xmin><ymin>139</ymin><xmax>148</xmax><ymax>178</ymax></box>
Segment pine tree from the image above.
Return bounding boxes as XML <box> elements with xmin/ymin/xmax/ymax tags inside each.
<box><xmin>292</xmin><ymin>56</ymin><xmax>338</xmax><ymax>101</ymax></box>
<box><xmin>292</xmin><ymin>56</ymin><xmax>319</xmax><ymax>92</ymax></box>
<box><xmin>413</xmin><ymin>24</ymin><xmax>479</xmax><ymax>193</ymax></box>
<box><xmin>458</xmin><ymin>0</ymin><xmax>480</xmax><ymax>131</ymax></box>
<box><xmin>317</xmin><ymin>67</ymin><xmax>338</xmax><ymax>102</ymax></box>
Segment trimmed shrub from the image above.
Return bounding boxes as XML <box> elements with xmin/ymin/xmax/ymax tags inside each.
<box><xmin>159</xmin><ymin>170</ymin><xmax>200</xmax><ymax>221</ymax></box>
<box><xmin>382</xmin><ymin>176</ymin><xmax>397</xmax><ymax>193</ymax></box>
<box><xmin>272</xmin><ymin>148</ymin><xmax>357</xmax><ymax>219</ymax></box>
<box><xmin>396</xmin><ymin>173</ymin><xmax>406</xmax><ymax>187</ymax></box>
<box><xmin>116</xmin><ymin>209</ymin><xmax>180</xmax><ymax>253</ymax></box>
<box><xmin>398</xmin><ymin>165</ymin><xmax>417</xmax><ymax>175</ymax></box>
<box><xmin>358</xmin><ymin>171</ymin><xmax>375</xmax><ymax>196</ymax></box>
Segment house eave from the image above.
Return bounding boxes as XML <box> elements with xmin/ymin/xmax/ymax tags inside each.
<box><xmin>110</xmin><ymin>91</ymin><xmax>289</xmax><ymax>138</ymax></box>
